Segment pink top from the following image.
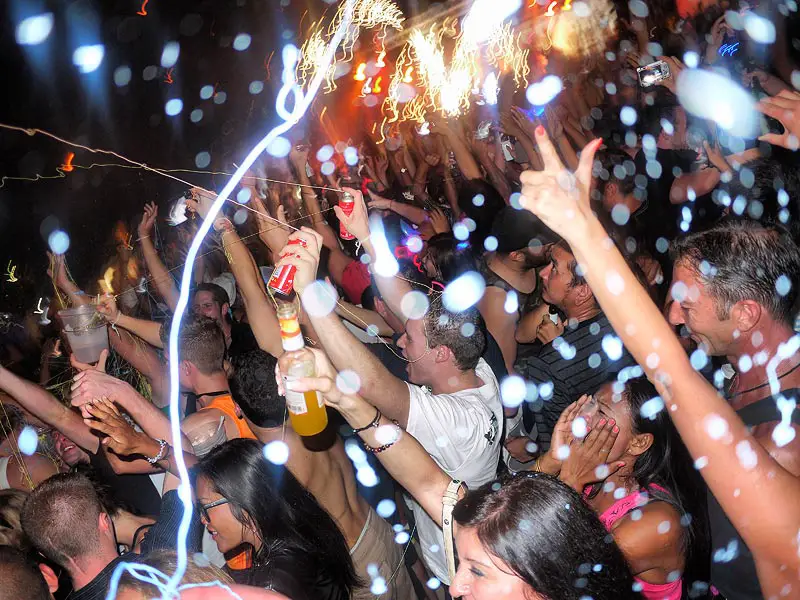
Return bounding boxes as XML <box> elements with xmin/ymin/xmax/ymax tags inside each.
<box><xmin>598</xmin><ymin>485</ymin><xmax>682</xmax><ymax>600</ymax></box>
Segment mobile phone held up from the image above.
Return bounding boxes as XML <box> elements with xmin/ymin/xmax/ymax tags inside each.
<box><xmin>637</xmin><ymin>60</ymin><xmax>671</xmax><ymax>88</ymax></box>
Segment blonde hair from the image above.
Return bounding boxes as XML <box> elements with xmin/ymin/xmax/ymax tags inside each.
<box><xmin>118</xmin><ymin>550</ymin><xmax>233</xmax><ymax>597</ymax></box>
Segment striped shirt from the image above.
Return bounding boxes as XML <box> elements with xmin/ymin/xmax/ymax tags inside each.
<box><xmin>515</xmin><ymin>313</ymin><xmax>637</xmax><ymax>451</ymax></box>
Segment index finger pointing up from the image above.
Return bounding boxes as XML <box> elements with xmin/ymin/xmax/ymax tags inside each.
<box><xmin>535</xmin><ymin>125</ymin><xmax>566</xmax><ymax>172</ymax></box>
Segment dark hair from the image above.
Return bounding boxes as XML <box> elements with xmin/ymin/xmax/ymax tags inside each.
<box><xmin>423</xmin><ymin>293</ymin><xmax>486</xmax><ymax>371</ymax></box>
<box><xmin>161</xmin><ymin>315</ymin><xmax>226</xmax><ymax>375</ymax></box>
<box><xmin>457</xmin><ymin>178</ymin><xmax>506</xmax><ymax>249</ymax></box>
<box><xmin>0</xmin><ymin>546</ymin><xmax>51</xmax><ymax>600</ymax></box>
<box><xmin>619</xmin><ymin>378</ymin><xmax>702</xmax><ymax>538</ymax></box>
<box><xmin>423</xmin><ymin>234</ymin><xmax>477</xmax><ymax>284</ymax></box>
<box><xmin>193</xmin><ymin>283</ymin><xmax>230</xmax><ymax>308</ymax></box>
<box><xmin>617</xmin><ymin>376</ymin><xmax>709</xmax><ymax>591</ymax></box>
<box><xmin>593</xmin><ymin>147</ymin><xmax>638</xmax><ymax>201</ymax></box>
<box><xmin>229</xmin><ymin>349</ymin><xmax>286</xmax><ymax>427</ymax></box>
<box><xmin>554</xmin><ymin>240</ymin><xmax>587</xmax><ymax>289</ymax></box>
<box><xmin>670</xmin><ymin>219</ymin><xmax>800</xmax><ymax>325</ymax></box>
<box><xmin>21</xmin><ymin>473</ymin><xmax>104</xmax><ymax>568</ymax></box>
<box><xmin>453</xmin><ymin>473</ymin><xmax>637</xmax><ymax>599</ymax></box>
<box><xmin>717</xmin><ymin>156</ymin><xmax>800</xmax><ymax>227</ymax></box>
<box><xmin>193</xmin><ymin>439</ymin><xmax>358</xmax><ymax>597</ymax></box>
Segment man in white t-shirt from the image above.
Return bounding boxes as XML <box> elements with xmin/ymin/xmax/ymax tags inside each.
<box><xmin>285</xmin><ymin>228</ymin><xmax>503</xmax><ymax>585</ymax></box>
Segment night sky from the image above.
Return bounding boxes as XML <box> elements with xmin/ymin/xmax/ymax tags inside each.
<box><xmin>0</xmin><ymin>0</ymin><xmax>421</xmax><ymax>312</ymax></box>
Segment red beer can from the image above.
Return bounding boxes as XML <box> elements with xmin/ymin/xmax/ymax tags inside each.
<box><xmin>267</xmin><ymin>238</ymin><xmax>307</xmax><ymax>297</ymax></box>
<box><xmin>339</xmin><ymin>192</ymin><xmax>355</xmax><ymax>240</ymax></box>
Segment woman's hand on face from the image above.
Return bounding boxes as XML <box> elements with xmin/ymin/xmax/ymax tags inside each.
<box><xmin>558</xmin><ymin>417</ymin><xmax>625</xmax><ymax>491</ymax></box>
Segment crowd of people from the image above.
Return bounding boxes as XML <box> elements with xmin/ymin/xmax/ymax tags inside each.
<box><xmin>2</xmin><ymin>0</ymin><xmax>800</xmax><ymax>598</ymax></box>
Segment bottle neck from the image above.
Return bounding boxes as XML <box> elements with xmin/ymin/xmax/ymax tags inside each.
<box><xmin>281</xmin><ymin>333</ymin><xmax>304</xmax><ymax>352</ymax></box>
<box><xmin>278</xmin><ymin>309</ymin><xmax>305</xmax><ymax>352</ymax></box>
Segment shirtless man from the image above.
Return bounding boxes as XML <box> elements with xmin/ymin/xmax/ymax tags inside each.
<box><xmin>229</xmin><ymin>348</ymin><xmax>413</xmax><ymax>600</ymax></box>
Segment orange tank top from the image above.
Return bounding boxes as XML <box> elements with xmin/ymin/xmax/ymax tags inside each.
<box><xmin>202</xmin><ymin>394</ymin><xmax>257</xmax><ymax>440</ymax></box>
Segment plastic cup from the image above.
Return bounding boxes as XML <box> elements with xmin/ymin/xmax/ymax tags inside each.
<box><xmin>58</xmin><ymin>305</ymin><xmax>109</xmax><ymax>364</ymax></box>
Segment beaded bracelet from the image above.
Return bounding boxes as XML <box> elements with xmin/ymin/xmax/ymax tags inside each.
<box><xmin>364</xmin><ymin>422</ymin><xmax>402</xmax><ymax>454</ymax></box>
<box><xmin>147</xmin><ymin>439</ymin><xmax>168</xmax><ymax>464</ymax></box>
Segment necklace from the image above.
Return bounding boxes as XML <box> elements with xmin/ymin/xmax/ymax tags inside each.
<box><xmin>731</xmin><ymin>360</ymin><xmax>800</xmax><ymax>397</ymax></box>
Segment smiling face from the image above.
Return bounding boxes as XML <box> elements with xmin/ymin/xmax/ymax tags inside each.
<box><xmin>195</xmin><ymin>475</ymin><xmax>249</xmax><ymax>554</ymax></box>
<box><xmin>667</xmin><ymin>261</ymin><xmax>737</xmax><ymax>356</ymax></box>
<box><xmin>52</xmin><ymin>430</ymin><xmax>89</xmax><ymax>467</ymax></box>
<box><xmin>449</xmin><ymin>527</ymin><xmax>537</xmax><ymax>600</ymax></box>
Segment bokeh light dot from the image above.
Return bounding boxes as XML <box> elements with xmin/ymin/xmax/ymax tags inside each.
<box><xmin>190</xmin><ymin>108</ymin><xmax>204</xmax><ymax>123</ymax></box>
<box><xmin>195</xmin><ymin>151</ymin><xmax>211</xmax><ymax>168</ymax></box>
<box><xmin>200</xmin><ymin>85</ymin><xmax>214</xmax><ymax>100</ymax></box>
<box><xmin>233</xmin><ymin>33</ymin><xmax>252</xmax><ymax>51</ymax></box>
<box><xmin>165</xmin><ymin>98</ymin><xmax>184</xmax><ymax>116</ymax></box>
<box><xmin>249</xmin><ymin>80</ymin><xmax>264</xmax><ymax>95</ymax></box>
<box><xmin>48</xmin><ymin>230</ymin><xmax>70</xmax><ymax>254</ymax></box>
<box><xmin>114</xmin><ymin>66</ymin><xmax>132</xmax><ymax>87</ymax></box>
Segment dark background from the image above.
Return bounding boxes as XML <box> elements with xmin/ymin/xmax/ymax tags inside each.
<box><xmin>0</xmin><ymin>0</ymin><xmax>427</xmax><ymax>313</ymax></box>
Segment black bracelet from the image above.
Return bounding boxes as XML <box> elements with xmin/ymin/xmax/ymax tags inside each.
<box><xmin>352</xmin><ymin>407</ymin><xmax>381</xmax><ymax>434</ymax></box>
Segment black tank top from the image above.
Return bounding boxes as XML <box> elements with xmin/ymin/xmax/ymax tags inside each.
<box><xmin>708</xmin><ymin>388</ymin><xmax>800</xmax><ymax>599</ymax></box>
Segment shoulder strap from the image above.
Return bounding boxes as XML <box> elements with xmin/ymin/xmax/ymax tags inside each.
<box><xmin>736</xmin><ymin>390</ymin><xmax>800</xmax><ymax>427</ymax></box>
<box><xmin>442</xmin><ymin>479</ymin><xmax>464</xmax><ymax>584</ymax></box>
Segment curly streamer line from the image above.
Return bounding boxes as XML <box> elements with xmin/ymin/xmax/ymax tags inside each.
<box><xmin>103</xmin><ymin>1</ymin><xmax>358</xmax><ymax>598</ymax></box>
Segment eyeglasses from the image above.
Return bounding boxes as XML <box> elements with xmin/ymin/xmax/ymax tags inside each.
<box><xmin>198</xmin><ymin>497</ymin><xmax>229</xmax><ymax>521</ymax></box>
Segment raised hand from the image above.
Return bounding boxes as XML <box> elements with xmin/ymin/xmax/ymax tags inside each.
<box><xmin>519</xmin><ymin>129</ymin><xmax>602</xmax><ymax>243</ymax></box>
<box><xmin>424</xmin><ymin>153</ymin><xmax>441</xmax><ymax>167</ymax></box>
<box><xmin>274</xmin><ymin>227</ymin><xmax>324</xmax><ymax>296</ymax></box>
<box><xmin>427</xmin><ymin>207</ymin><xmax>450</xmax><ymax>235</ymax></box>
<box><xmin>558</xmin><ymin>417</ymin><xmax>625</xmax><ymax>491</ymax></box>
<box><xmin>82</xmin><ymin>397</ymin><xmax>153</xmax><ymax>457</ymax></box>
<box><xmin>337</xmin><ymin>187</ymin><xmax>370</xmax><ymax>242</ymax></box>
<box><xmin>138</xmin><ymin>202</ymin><xmax>158</xmax><ymax>239</ymax></box>
<box><xmin>756</xmin><ymin>90</ymin><xmax>800</xmax><ymax>150</ymax></box>
<box><xmin>289</xmin><ymin>144</ymin><xmax>311</xmax><ymax>170</ymax></box>
<box><xmin>185</xmin><ymin>187</ymin><xmax>218</xmax><ymax>220</ymax></box>
<box><xmin>96</xmin><ymin>294</ymin><xmax>120</xmax><ymax>324</ymax></box>
<box><xmin>70</xmin><ymin>369</ymin><xmax>129</xmax><ymax>416</ymax></box>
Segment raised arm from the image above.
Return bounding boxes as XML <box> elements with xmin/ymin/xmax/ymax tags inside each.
<box><xmin>0</xmin><ymin>364</ymin><xmax>98</xmax><ymax>452</ymax></box>
<box><xmin>137</xmin><ymin>202</ymin><xmax>179</xmax><ymax>311</ymax></box>
<box><xmin>187</xmin><ymin>190</ymin><xmax>282</xmax><ymax>358</ymax></box>
<box><xmin>285</xmin><ymin>348</ymin><xmax>464</xmax><ymax>526</ymax></box>
<box><xmin>519</xmin><ymin>129</ymin><xmax>800</xmax><ymax>591</ymax></box>
<box><xmin>366</xmin><ymin>189</ymin><xmax>428</xmax><ymax>225</ymax></box>
<box><xmin>48</xmin><ymin>252</ymin><xmax>90</xmax><ymax>307</ymax></box>
<box><xmin>274</xmin><ymin>228</ymin><xmax>411</xmax><ymax>426</ymax></box>
<box><xmin>336</xmin><ymin>188</ymin><xmax>414</xmax><ymax>325</ymax></box>
<box><xmin>430</xmin><ymin>117</ymin><xmax>482</xmax><ymax>181</ymax></box>
<box><xmin>97</xmin><ymin>295</ymin><xmax>164</xmax><ymax>349</ymax></box>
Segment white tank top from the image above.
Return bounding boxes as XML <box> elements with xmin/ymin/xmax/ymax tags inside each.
<box><xmin>0</xmin><ymin>456</ymin><xmax>11</xmax><ymax>490</ymax></box>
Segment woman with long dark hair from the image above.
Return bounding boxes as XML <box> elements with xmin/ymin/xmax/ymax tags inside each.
<box><xmin>281</xmin><ymin>347</ymin><xmax>640</xmax><ymax>600</ymax></box>
<box><xmin>534</xmin><ymin>377</ymin><xmax>706</xmax><ymax>599</ymax></box>
<box><xmin>193</xmin><ymin>439</ymin><xmax>358</xmax><ymax>600</ymax></box>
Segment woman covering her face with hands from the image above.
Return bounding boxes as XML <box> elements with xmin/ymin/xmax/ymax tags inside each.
<box><xmin>534</xmin><ymin>378</ymin><xmax>705</xmax><ymax>598</ymax></box>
